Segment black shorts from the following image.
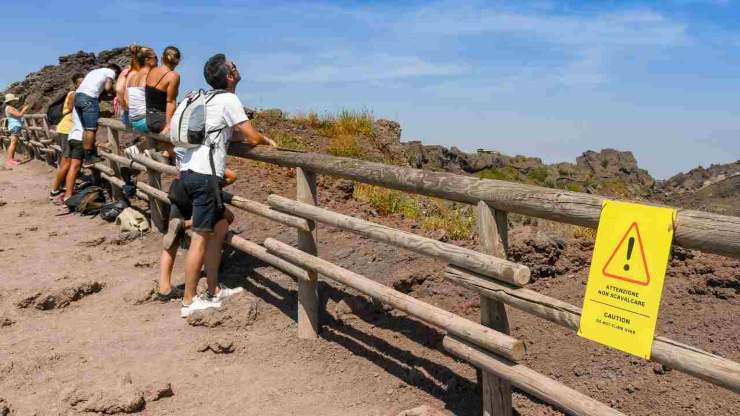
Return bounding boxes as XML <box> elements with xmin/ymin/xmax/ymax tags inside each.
<box><xmin>146</xmin><ymin>109</ymin><xmax>166</xmax><ymax>134</ymax></box>
<box><xmin>179</xmin><ymin>170</ymin><xmax>225</xmax><ymax>233</ymax></box>
<box><xmin>57</xmin><ymin>133</ymin><xmax>68</xmax><ymax>150</ymax></box>
<box><xmin>63</xmin><ymin>139</ymin><xmax>84</xmax><ymax>161</ymax></box>
<box><xmin>168</xmin><ymin>178</ymin><xmax>193</xmax><ymax>221</ymax></box>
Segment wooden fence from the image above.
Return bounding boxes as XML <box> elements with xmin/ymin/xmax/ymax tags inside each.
<box><xmin>0</xmin><ymin>114</ymin><xmax>738</xmax><ymax>416</ymax></box>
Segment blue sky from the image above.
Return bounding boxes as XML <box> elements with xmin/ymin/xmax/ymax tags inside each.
<box><xmin>1</xmin><ymin>0</ymin><xmax>739</xmax><ymax>178</ymax></box>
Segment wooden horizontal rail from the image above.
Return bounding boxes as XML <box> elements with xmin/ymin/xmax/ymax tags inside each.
<box><xmin>99</xmin><ymin>172</ymin><xmax>148</xmax><ymax>200</ymax></box>
<box><xmin>264</xmin><ymin>237</ymin><xmax>526</xmax><ymax>360</ymax></box>
<box><xmin>230</xmin><ymin>196</ymin><xmax>311</xmax><ymax>232</ymax></box>
<box><xmin>98</xmin><ymin>149</ymin><xmax>312</xmax><ymax>232</ymax></box>
<box><xmin>100</xmin><ymin>116</ymin><xmax>740</xmax><ymax>258</ymax></box>
<box><xmin>268</xmin><ymin>194</ymin><xmax>530</xmax><ymax>286</ymax></box>
<box><xmin>235</xmin><ymin>146</ymin><xmax>740</xmax><ymax>259</ymax></box>
<box><xmin>136</xmin><ymin>181</ymin><xmax>170</xmax><ymax>203</ymax></box>
<box><xmin>443</xmin><ymin>336</ymin><xmax>624</xmax><ymax>416</ymax></box>
<box><xmin>444</xmin><ymin>266</ymin><xmax>740</xmax><ymax>393</ymax></box>
<box><xmin>130</xmin><ymin>153</ymin><xmax>179</xmax><ymax>176</ymax></box>
<box><xmin>224</xmin><ymin>233</ymin><xmax>310</xmax><ymax>281</ymax></box>
<box><xmin>23</xmin><ymin>113</ymin><xmax>47</xmax><ymax>119</ymax></box>
<box><xmin>100</xmin><ymin>151</ymin><xmax>147</xmax><ymax>172</ymax></box>
<box><xmin>93</xmin><ymin>163</ymin><xmax>115</xmax><ymax>176</ymax></box>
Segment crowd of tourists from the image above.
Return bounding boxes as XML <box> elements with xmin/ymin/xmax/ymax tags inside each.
<box><xmin>3</xmin><ymin>45</ymin><xmax>276</xmax><ymax>317</ymax></box>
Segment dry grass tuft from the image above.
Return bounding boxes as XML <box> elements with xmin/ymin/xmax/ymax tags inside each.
<box><xmin>321</xmin><ymin>109</ymin><xmax>375</xmax><ymax>138</ymax></box>
<box><xmin>328</xmin><ymin>134</ymin><xmax>364</xmax><ymax>158</ymax></box>
<box><xmin>291</xmin><ymin>112</ymin><xmax>325</xmax><ymax>129</ymax></box>
<box><xmin>353</xmin><ymin>184</ymin><xmax>476</xmax><ymax>240</ymax></box>
<box><xmin>270</xmin><ymin>130</ymin><xmax>306</xmax><ymax>151</ymax></box>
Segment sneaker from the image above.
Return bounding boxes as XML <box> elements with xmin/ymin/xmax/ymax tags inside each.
<box><xmin>155</xmin><ymin>286</ymin><xmax>185</xmax><ymax>302</ymax></box>
<box><xmin>162</xmin><ymin>217</ymin><xmax>184</xmax><ymax>249</ymax></box>
<box><xmin>6</xmin><ymin>159</ymin><xmax>20</xmax><ymax>166</ymax></box>
<box><xmin>82</xmin><ymin>153</ymin><xmax>103</xmax><ymax>168</ymax></box>
<box><xmin>180</xmin><ymin>293</ymin><xmax>221</xmax><ymax>318</ymax></box>
<box><xmin>55</xmin><ymin>194</ymin><xmax>70</xmax><ymax>206</ymax></box>
<box><xmin>49</xmin><ymin>189</ymin><xmax>64</xmax><ymax>200</ymax></box>
<box><xmin>209</xmin><ymin>283</ymin><xmax>244</xmax><ymax>302</ymax></box>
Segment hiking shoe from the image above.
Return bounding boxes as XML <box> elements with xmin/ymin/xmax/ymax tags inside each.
<box><xmin>82</xmin><ymin>153</ymin><xmax>103</xmax><ymax>168</ymax></box>
<box><xmin>162</xmin><ymin>217</ymin><xmax>184</xmax><ymax>249</ymax></box>
<box><xmin>155</xmin><ymin>286</ymin><xmax>185</xmax><ymax>302</ymax></box>
<box><xmin>209</xmin><ymin>283</ymin><xmax>244</xmax><ymax>302</ymax></box>
<box><xmin>180</xmin><ymin>293</ymin><xmax>221</xmax><ymax>318</ymax></box>
<box><xmin>49</xmin><ymin>189</ymin><xmax>64</xmax><ymax>200</ymax></box>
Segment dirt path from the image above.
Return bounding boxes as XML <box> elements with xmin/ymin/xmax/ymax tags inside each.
<box><xmin>0</xmin><ymin>159</ymin><xmax>469</xmax><ymax>415</ymax></box>
<box><xmin>0</xmin><ymin>155</ymin><xmax>738</xmax><ymax>416</ymax></box>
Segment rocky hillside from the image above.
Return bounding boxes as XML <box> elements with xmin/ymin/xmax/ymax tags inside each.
<box><xmin>2</xmin><ymin>48</ymin><xmax>129</xmax><ymax>116</ymax></box>
<box><xmin>3</xmin><ymin>46</ymin><xmax>737</xmax><ymax>213</ymax></box>
<box><xmin>657</xmin><ymin>161</ymin><xmax>740</xmax><ymax>216</ymax></box>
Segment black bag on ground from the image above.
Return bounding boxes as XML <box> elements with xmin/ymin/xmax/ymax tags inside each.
<box><xmin>64</xmin><ymin>186</ymin><xmax>107</xmax><ymax>215</ymax></box>
<box><xmin>99</xmin><ymin>199</ymin><xmax>130</xmax><ymax>222</ymax></box>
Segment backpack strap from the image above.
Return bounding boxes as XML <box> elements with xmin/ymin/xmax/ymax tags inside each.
<box><xmin>203</xmin><ymin>89</ymin><xmax>228</xmax><ymax>210</ymax></box>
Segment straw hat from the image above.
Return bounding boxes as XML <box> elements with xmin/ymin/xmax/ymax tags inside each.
<box><xmin>4</xmin><ymin>93</ymin><xmax>18</xmax><ymax>103</ymax></box>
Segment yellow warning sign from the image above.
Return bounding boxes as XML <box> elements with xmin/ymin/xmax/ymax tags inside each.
<box><xmin>578</xmin><ymin>200</ymin><xmax>676</xmax><ymax>359</ymax></box>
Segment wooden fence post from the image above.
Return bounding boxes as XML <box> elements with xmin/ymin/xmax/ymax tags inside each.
<box><xmin>41</xmin><ymin>117</ymin><xmax>55</xmax><ymax>166</ymax></box>
<box><xmin>146</xmin><ymin>166</ymin><xmax>165</xmax><ymax>233</ymax></box>
<box><xmin>477</xmin><ymin>201</ymin><xmax>512</xmax><ymax>416</ymax></box>
<box><xmin>106</xmin><ymin>127</ymin><xmax>123</xmax><ymax>199</ymax></box>
<box><xmin>295</xmin><ymin>167</ymin><xmax>320</xmax><ymax>339</ymax></box>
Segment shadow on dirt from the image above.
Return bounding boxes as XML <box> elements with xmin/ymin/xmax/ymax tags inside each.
<box><xmin>218</xmin><ymin>246</ymin><xmax>483</xmax><ymax>415</ymax></box>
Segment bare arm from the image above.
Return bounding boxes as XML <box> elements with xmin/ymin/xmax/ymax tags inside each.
<box><xmin>6</xmin><ymin>105</ymin><xmax>29</xmax><ymax>118</ymax></box>
<box><xmin>64</xmin><ymin>91</ymin><xmax>75</xmax><ymax>113</ymax></box>
<box><xmin>115</xmin><ymin>68</ymin><xmax>130</xmax><ymax>108</ymax></box>
<box><xmin>161</xmin><ymin>73</ymin><xmax>180</xmax><ymax>134</ymax></box>
<box><xmin>233</xmin><ymin>120</ymin><xmax>276</xmax><ymax>146</ymax></box>
<box><xmin>104</xmin><ymin>78</ymin><xmax>115</xmax><ymax>93</ymax></box>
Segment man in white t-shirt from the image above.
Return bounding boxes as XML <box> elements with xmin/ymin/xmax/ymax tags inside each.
<box><xmin>74</xmin><ymin>64</ymin><xmax>121</xmax><ymax>168</ymax></box>
<box><xmin>178</xmin><ymin>53</ymin><xmax>276</xmax><ymax>317</ymax></box>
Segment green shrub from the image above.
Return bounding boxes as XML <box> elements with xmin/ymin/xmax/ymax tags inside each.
<box><xmin>526</xmin><ymin>166</ymin><xmax>550</xmax><ymax>185</ymax></box>
<box><xmin>565</xmin><ymin>182</ymin><xmax>585</xmax><ymax>192</ymax></box>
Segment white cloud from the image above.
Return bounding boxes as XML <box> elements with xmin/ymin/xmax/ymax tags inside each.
<box><xmin>242</xmin><ymin>52</ymin><xmax>469</xmax><ymax>83</ymax></box>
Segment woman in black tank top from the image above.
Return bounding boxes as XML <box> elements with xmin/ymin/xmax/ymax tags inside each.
<box><xmin>145</xmin><ymin>46</ymin><xmax>181</xmax><ymax>134</ymax></box>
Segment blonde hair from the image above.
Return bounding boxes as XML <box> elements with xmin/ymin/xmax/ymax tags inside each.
<box><xmin>162</xmin><ymin>46</ymin><xmax>181</xmax><ymax>67</ymax></box>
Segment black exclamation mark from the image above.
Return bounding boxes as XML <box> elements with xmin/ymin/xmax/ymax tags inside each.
<box><xmin>624</xmin><ymin>237</ymin><xmax>635</xmax><ymax>271</ymax></box>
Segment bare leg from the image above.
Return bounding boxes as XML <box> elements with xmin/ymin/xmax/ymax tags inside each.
<box><xmin>6</xmin><ymin>136</ymin><xmax>18</xmax><ymax>162</ymax></box>
<box><xmin>183</xmin><ymin>231</ymin><xmax>210</xmax><ymax>304</ymax></box>
<box><xmin>82</xmin><ymin>130</ymin><xmax>96</xmax><ymax>152</ymax></box>
<box><xmin>52</xmin><ymin>158</ymin><xmax>71</xmax><ymax>191</ymax></box>
<box><xmin>204</xmin><ymin>218</ymin><xmax>229</xmax><ymax>295</ymax></box>
<box><xmin>63</xmin><ymin>159</ymin><xmax>82</xmax><ymax>199</ymax></box>
<box><xmin>158</xmin><ymin>245</ymin><xmax>178</xmax><ymax>294</ymax></box>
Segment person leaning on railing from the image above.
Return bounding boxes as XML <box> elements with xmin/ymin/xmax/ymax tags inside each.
<box><xmin>49</xmin><ymin>73</ymin><xmax>84</xmax><ymax>200</ymax></box>
<box><xmin>177</xmin><ymin>53</ymin><xmax>276</xmax><ymax>318</ymax></box>
<box><xmin>74</xmin><ymin>63</ymin><xmax>121</xmax><ymax>168</ymax></box>
<box><xmin>4</xmin><ymin>94</ymin><xmax>30</xmax><ymax>167</ymax></box>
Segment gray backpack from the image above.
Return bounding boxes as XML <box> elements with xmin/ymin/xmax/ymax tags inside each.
<box><xmin>169</xmin><ymin>89</ymin><xmax>227</xmax><ymax>208</ymax></box>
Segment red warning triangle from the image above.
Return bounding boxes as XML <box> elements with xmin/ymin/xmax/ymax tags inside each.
<box><xmin>602</xmin><ymin>222</ymin><xmax>651</xmax><ymax>286</ymax></box>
